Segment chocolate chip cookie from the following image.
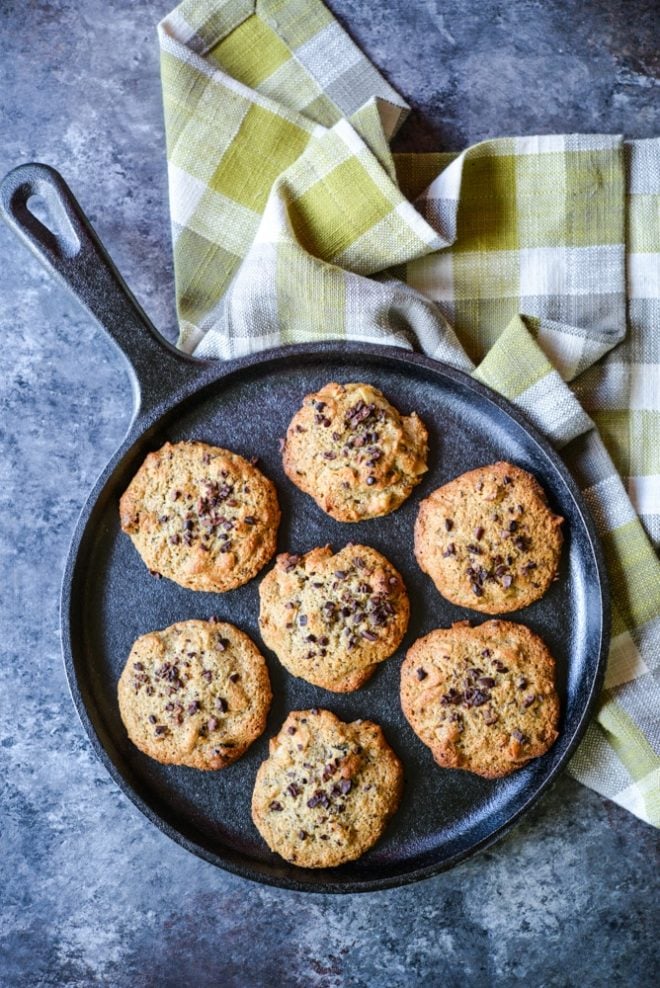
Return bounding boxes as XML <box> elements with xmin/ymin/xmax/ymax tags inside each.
<box><xmin>414</xmin><ymin>462</ymin><xmax>563</xmax><ymax>613</ymax></box>
<box><xmin>281</xmin><ymin>382</ymin><xmax>428</xmax><ymax>521</ymax></box>
<box><xmin>400</xmin><ymin>620</ymin><xmax>560</xmax><ymax>778</ymax></box>
<box><xmin>117</xmin><ymin>619</ymin><xmax>272</xmax><ymax>769</ymax></box>
<box><xmin>119</xmin><ymin>441</ymin><xmax>281</xmax><ymax>592</ymax></box>
<box><xmin>251</xmin><ymin>708</ymin><xmax>403</xmax><ymax>868</ymax></box>
<box><xmin>258</xmin><ymin>544</ymin><xmax>409</xmax><ymax>692</ymax></box>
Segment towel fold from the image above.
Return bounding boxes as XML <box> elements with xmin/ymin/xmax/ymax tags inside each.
<box><xmin>158</xmin><ymin>0</ymin><xmax>659</xmax><ymax>826</ymax></box>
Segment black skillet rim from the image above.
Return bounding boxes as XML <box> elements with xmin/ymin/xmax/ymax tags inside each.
<box><xmin>60</xmin><ymin>341</ymin><xmax>610</xmax><ymax>894</ymax></box>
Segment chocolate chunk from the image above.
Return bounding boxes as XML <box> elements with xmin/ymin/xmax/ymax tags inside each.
<box><xmin>442</xmin><ymin>543</ymin><xmax>456</xmax><ymax>557</ymax></box>
<box><xmin>339</xmin><ymin>779</ymin><xmax>352</xmax><ymax>795</ymax></box>
<box><xmin>483</xmin><ymin>710</ymin><xmax>498</xmax><ymax>725</ymax></box>
<box><xmin>471</xmin><ymin>583</ymin><xmax>484</xmax><ymax>597</ymax></box>
<box><xmin>334</xmin><ymin>570</ymin><xmax>347</xmax><ymax>580</ymax></box>
<box><xmin>215</xmin><ymin>697</ymin><xmax>228</xmax><ymax>713</ymax></box>
<box><xmin>493</xmin><ymin>660</ymin><xmax>509</xmax><ymax>673</ymax></box>
<box><xmin>416</xmin><ymin>667</ymin><xmax>427</xmax><ymax>681</ymax></box>
<box><xmin>522</xmin><ymin>694</ymin><xmax>536</xmax><ymax>708</ymax></box>
<box><xmin>474</xmin><ymin>526</ymin><xmax>485</xmax><ymax>540</ymax></box>
<box><xmin>444</xmin><ymin>518</ymin><xmax>454</xmax><ymax>531</ymax></box>
<box><xmin>244</xmin><ymin>516</ymin><xmax>256</xmax><ymax>525</ymax></box>
<box><xmin>298</xmin><ymin>830</ymin><xmax>308</xmax><ymax>840</ymax></box>
<box><xmin>148</xmin><ymin>714</ymin><xmax>157</xmax><ymax>724</ymax></box>
<box><xmin>201</xmin><ymin>669</ymin><xmax>213</xmax><ymax>683</ymax></box>
<box><xmin>478</xmin><ymin>676</ymin><xmax>496</xmax><ymax>688</ymax></box>
<box><xmin>133</xmin><ymin>662</ymin><xmax>144</xmax><ymax>671</ymax></box>
<box><xmin>464</xmin><ymin>688</ymin><xmax>489</xmax><ymax>707</ymax></box>
<box><xmin>298</xmin><ymin>614</ymin><xmax>308</xmax><ymax>626</ymax></box>
<box><xmin>287</xmin><ymin>726</ymin><xmax>297</xmax><ymax>735</ymax></box>
<box><xmin>229</xmin><ymin>673</ymin><xmax>240</xmax><ymax>683</ymax></box>
<box><xmin>361</xmin><ymin>629</ymin><xmax>378</xmax><ymax>642</ymax></box>
<box><xmin>187</xmin><ymin>701</ymin><xmax>200</xmax><ymax>715</ymax></box>
<box><xmin>441</xmin><ymin>688</ymin><xmax>463</xmax><ymax>706</ymax></box>
<box><xmin>481</xmin><ymin>648</ymin><xmax>492</xmax><ymax>658</ymax></box>
<box><xmin>514</xmin><ymin>535</ymin><xmax>529</xmax><ymax>552</ymax></box>
<box><xmin>508</xmin><ymin>520</ymin><xmax>518</xmax><ymax>532</ymax></box>
<box><xmin>169</xmin><ymin>534</ymin><xmax>180</xmax><ymax>545</ymax></box>
<box><xmin>207</xmin><ymin>717</ymin><xmax>219</xmax><ymax>731</ymax></box>
<box><xmin>366</xmin><ymin>476</ymin><xmax>376</xmax><ymax>486</ymax></box>
<box><xmin>512</xmin><ymin>730</ymin><xmax>527</xmax><ymax>743</ymax></box>
<box><xmin>287</xmin><ymin>783</ymin><xmax>301</xmax><ymax>798</ymax></box>
<box><xmin>516</xmin><ymin>677</ymin><xmax>528</xmax><ymax>690</ymax></box>
<box><xmin>501</xmin><ymin>574</ymin><xmax>513</xmax><ymax>588</ymax></box>
<box><xmin>269</xmin><ymin>801</ymin><xmax>283</xmax><ymax>812</ymax></box>
<box><xmin>307</xmin><ymin>791</ymin><xmax>329</xmax><ymax>809</ymax></box>
<box><xmin>154</xmin><ymin>725</ymin><xmax>167</xmax><ymax>735</ymax></box>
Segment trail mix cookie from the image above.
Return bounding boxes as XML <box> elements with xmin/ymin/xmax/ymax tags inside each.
<box><xmin>119</xmin><ymin>440</ymin><xmax>280</xmax><ymax>592</ymax></box>
<box><xmin>259</xmin><ymin>544</ymin><xmax>409</xmax><ymax>692</ymax></box>
<box><xmin>281</xmin><ymin>382</ymin><xmax>428</xmax><ymax>521</ymax></box>
<box><xmin>414</xmin><ymin>462</ymin><xmax>563</xmax><ymax>613</ymax></box>
<box><xmin>400</xmin><ymin>620</ymin><xmax>560</xmax><ymax>778</ymax></box>
<box><xmin>117</xmin><ymin>619</ymin><xmax>272</xmax><ymax>770</ymax></box>
<box><xmin>251</xmin><ymin>709</ymin><xmax>403</xmax><ymax>868</ymax></box>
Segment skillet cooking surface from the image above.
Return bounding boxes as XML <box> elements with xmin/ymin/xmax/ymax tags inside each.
<box><xmin>0</xmin><ymin>164</ymin><xmax>608</xmax><ymax>893</ymax></box>
<box><xmin>71</xmin><ymin>348</ymin><xmax>607</xmax><ymax>892</ymax></box>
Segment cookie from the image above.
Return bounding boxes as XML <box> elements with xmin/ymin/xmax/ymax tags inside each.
<box><xmin>251</xmin><ymin>709</ymin><xmax>403</xmax><ymax>868</ymax></box>
<box><xmin>259</xmin><ymin>544</ymin><xmax>409</xmax><ymax>692</ymax></box>
<box><xmin>119</xmin><ymin>441</ymin><xmax>281</xmax><ymax>592</ymax></box>
<box><xmin>414</xmin><ymin>462</ymin><xmax>563</xmax><ymax>613</ymax></box>
<box><xmin>281</xmin><ymin>382</ymin><xmax>428</xmax><ymax>522</ymax></box>
<box><xmin>400</xmin><ymin>620</ymin><xmax>560</xmax><ymax>778</ymax></box>
<box><xmin>117</xmin><ymin>619</ymin><xmax>272</xmax><ymax>769</ymax></box>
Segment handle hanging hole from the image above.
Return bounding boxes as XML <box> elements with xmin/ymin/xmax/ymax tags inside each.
<box><xmin>26</xmin><ymin>186</ymin><xmax>80</xmax><ymax>257</ymax></box>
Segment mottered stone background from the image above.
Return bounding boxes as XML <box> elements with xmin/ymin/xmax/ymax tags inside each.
<box><xmin>1</xmin><ymin>1</ymin><xmax>658</xmax><ymax>985</ymax></box>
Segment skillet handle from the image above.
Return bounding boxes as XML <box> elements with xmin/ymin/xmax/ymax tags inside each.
<box><xmin>0</xmin><ymin>162</ymin><xmax>208</xmax><ymax>424</ymax></box>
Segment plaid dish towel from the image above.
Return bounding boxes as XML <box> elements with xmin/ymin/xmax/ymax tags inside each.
<box><xmin>158</xmin><ymin>0</ymin><xmax>659</xmax><ymax>826</ymax></box>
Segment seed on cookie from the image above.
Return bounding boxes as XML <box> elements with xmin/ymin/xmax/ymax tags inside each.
<box><xmin>280</xmin><ymin>382</ymin><xmax>428</xmax><ymax>521</ymax></box>
<box><xmin>400</xmin><ymin>620</ymin><xmax>560</xmax><ymax>778</ymax></box>
<box><xmin>119</xmin><ymin>440</ymin><xmax>281</xmax><ymax>593</ymax></box>
<box><xmin>258</xmin><ymin>544</ymin><xmax>410</xmax><ymax>692</ymax></box>
<box><xmin>117</xmin><ymin>619</ymin><xmax>272</xmax><ymax>770</ymax></box>
<box><xmin>251</xmin><ymin>709</ymin><xmax>403</xmax><ymax>868</ymax></box>
<box><xmin>414</xmin><ymin>461</ymin><xmax>563</xmax><ymax>613</ymax></box>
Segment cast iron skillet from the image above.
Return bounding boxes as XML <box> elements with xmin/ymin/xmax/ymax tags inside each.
<box><xmin>0</xmin><ymin>163</ymin><xmax>609</xmax><ymax>893</ymax></box>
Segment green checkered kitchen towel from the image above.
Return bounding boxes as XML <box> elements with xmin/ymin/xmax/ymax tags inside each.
<box><xmin>158</xmin><ymin>0</ymin><xmax>659</xmax><ymax>826</ymax></box>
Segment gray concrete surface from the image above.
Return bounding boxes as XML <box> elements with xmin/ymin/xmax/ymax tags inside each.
<box><xmin>1</xmin><ymin>1</ymin><xmax>658</xmax><ymax>986</ymax></box>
